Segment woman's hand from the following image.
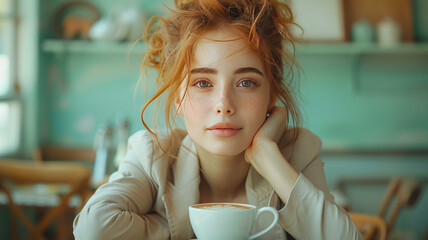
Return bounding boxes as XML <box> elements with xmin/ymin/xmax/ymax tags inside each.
<box><xmin>244</xmin><ymin>107</ymin><xmax>288</xmax><ymax>175</ymax></box>
<box><xmin>254</xmin><ymin>106</ymin><xmax>288</xmax><ymax>144</ymax></box>
<box><xmin>245</xmin><ymin>107</ymin><xmax>299</xmax><ymax>202</ymax></box>
<box><xmin>244</xmin><ymin>107</ymin><xmax>288</xmax><ymax>165</ymax></box>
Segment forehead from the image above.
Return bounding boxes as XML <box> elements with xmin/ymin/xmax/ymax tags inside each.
<box><xmin>192</xmin><ymin>27</ymin><xmax>264</xmax><ymax>72</ymax></box>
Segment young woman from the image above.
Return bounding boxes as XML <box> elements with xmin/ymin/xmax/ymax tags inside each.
<box><xmin>74</xmin><ymin>0</ymin><xmax>361</xmax><ymax>239</ymax></box>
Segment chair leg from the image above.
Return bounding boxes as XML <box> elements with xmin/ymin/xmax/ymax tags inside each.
<box><xmin>10</xmin><ymin>207</ymin><xmax>18</xmax><ymax>240</ymax></box>
<box><xmin>57</xmin><ymin>209</ymin><xmax>72</xmax><ymax>240</ymax></box>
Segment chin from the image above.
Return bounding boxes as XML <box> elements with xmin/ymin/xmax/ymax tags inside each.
<box><xmin>205</xmin><ymin>142</ymin><xmax>250</xmax><ymax>157</ymax></box>
<box><xmin>188</xmin><ymin>131</ymin><xmax>254</xmax><ymax>157</ymax></box>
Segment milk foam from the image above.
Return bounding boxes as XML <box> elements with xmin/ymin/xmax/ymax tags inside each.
<box><xmin>201</xmin><ymin>204</ymin><xmax>248</xmax><ymax>210</ymax></box>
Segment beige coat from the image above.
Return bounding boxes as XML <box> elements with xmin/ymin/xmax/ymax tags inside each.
<box><xmin>73</xmin><ymin>128</ymin><xmax>361</xmax><ymax>240</ymax></box>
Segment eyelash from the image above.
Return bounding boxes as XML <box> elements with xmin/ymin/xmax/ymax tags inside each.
<box><xmin>192</xmin><ymin>79</ymin><xmax>212</xmax><ymax>88</ymax></box>
<box><xmin>191</xmin><ymin>78</ymin><xmax>258</xmax><ymax>88</ymax></box>
<box><xmin>237</xmin><ymin>79</ymin><xmax>257</xmax><ymax>88</ymax></box>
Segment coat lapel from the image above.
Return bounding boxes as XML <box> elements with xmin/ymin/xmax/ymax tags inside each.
<box><xmin>246</xmin><ymin>167</ymin><xmax>273</xmax><ymax>207</ymax></box>
<box><xmin>162</xmin><ymin>135</ymin><xmax>200</xmax><ymax>240</ymax></box>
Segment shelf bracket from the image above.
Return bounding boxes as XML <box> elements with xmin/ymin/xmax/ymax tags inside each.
<box><xmin>350</xmin><ymin>54</ymin><xmax>362</xmax><ymax>92</ymax></box>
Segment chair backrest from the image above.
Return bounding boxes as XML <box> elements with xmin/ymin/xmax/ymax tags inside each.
<box><xmin>33</xmin><ymin>146</ymin><xmax>96</xmax><ymax>163</ymax></box>
<box><xmin>0</xmin><ymin>159</ymin><xmax>92</xmax><ymax>240</ymax></box>
<box><xmin>349</xmin><ymin>212</ymin><xmax>387</xmax><ymax>240</ymax></box>
<box><xmin>378</xmin><ymin>178</ymin><xmax>422</xmax><ymax>232</ymax></box>
<box><xmin>335</xmin><ymin>176</ymin><xmax>423</xmax><ymax>235</ymax></box>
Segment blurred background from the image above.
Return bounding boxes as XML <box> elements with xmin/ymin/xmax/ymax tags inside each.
<box><xmin>0</xmin><ymin>0</ymin><xmax>427</xmax><ymax>239</ymax></box>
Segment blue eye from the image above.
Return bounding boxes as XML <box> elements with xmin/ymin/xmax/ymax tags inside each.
<box><xmin>238</xmin><ymin>80</ymin><xmax>256</xmax><ymax>88</ymax></box>
<box><xmin>194</xmin><ymin>80</ymin><xmax>212</xmax><ymax>88</ymax></box>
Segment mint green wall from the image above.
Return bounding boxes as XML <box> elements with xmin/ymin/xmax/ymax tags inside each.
<box><xmin>298</xmin><ymin>54</ymin><xmax>428</xmax><ymax>150</ymax></box>
<box><xmin>35</xmin><ymin>0</ymin><xmax>428</xmax><ymax>239</ymax></box>
<box><xmin>39</xmin><ymin>53</ymin><xmax>145</xmax><ymax>145</ymax></box>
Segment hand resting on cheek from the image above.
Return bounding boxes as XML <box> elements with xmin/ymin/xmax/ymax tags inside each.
<box><xmin>244</xmin><ymin>106</ymin><xmax>299</xmax><ymax>200</ymax></box>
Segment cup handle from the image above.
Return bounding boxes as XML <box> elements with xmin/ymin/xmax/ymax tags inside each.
<box><xmin>249</xmin><ymin>206</ymin><xmax>279</xmax><ymax>239</ymax></box>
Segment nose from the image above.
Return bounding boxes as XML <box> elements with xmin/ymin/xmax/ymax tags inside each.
<box><xmin>215</xmin><ymin>87</ymin><xmax>235</xmax><ymax>115</ymax></box>
<box><xmin>216</xmin><ymin>103</ymin><xmax>234</xmax><ymax>115</ymax></box>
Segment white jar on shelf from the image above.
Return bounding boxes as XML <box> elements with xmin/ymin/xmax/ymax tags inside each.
<box><xmin>377</xmin><ymin>17</ymin><xmax>402</xmax><ymax>47</ymax></box>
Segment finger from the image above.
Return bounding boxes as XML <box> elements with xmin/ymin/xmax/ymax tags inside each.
<box><xmin>266</xmin><ymin>107</ymin><xmax>288</xmax><ymax>142</ymax></box>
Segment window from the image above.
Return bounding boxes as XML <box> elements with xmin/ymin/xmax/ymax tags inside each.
<box><xmin>0</xmin><ymin>0</ymin><xmax>21</xmax><ymax>155</ymax></box>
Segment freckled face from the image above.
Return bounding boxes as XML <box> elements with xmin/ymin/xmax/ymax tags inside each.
<box><xmin>177</xmin><ymin>27</ymin><xmax>272</xmax><ymax>156</ymax></box>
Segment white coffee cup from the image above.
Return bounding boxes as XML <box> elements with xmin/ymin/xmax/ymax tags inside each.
<box><xmin>189</xmin><ymin>203</ymin><xmax>279</xmax><ymax>240</ymax></box>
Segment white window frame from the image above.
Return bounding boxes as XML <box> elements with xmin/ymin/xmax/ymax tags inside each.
<box><xmin>0</xmin><ymin>0</ymin><xmax>22</xmax><ymax>156</ymax></box>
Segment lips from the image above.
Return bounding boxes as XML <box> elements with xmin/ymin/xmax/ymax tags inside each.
<box><xmin>207</xmin><ymin>122</ymin><xmax>242</xmax><ymax>137</ymax></box>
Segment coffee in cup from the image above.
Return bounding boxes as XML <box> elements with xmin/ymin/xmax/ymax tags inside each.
<box><xmin>189</xmin><ymin>203</ymin><xmax>279</xmax><ymax>240</ymax></box>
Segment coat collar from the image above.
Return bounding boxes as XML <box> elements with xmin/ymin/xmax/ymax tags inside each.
<box><xmin>162</xmin><ymin>134</ymin><xmax>274</xmax><ymax>240</ymax></box>
<box><xmin>161</xmin><ymin>135</ymin><xmax>200</xmax><ymax>240</ymax></box>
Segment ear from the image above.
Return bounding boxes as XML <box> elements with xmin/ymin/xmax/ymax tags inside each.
<box><xmin>267</xmin><ymin>95</ymin><xmax>277</xmax><ymax>114</ymax></box>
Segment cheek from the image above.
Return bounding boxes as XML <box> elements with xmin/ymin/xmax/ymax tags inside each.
<box><xmin>239</xmin><ymin>96</ymin><xmax>269</xmax><ymax>127</ymax></box>
<box><xmin>182</xmin><ymin>95</ymin><xmax>210</xmax><ymax>121</ymax></box>
<box><xmin>242</xmin><ymin>94</ymin><xmax>270</xmax><ymax>114</ymax></box>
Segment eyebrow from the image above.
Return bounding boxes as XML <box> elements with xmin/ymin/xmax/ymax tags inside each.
<box><xmin>190</xmin><ymin>68</ymin><xmax>218</xmax><ymax>74</ymax></box>
<box><xmin>190</xmin><ymin>67</ymin><xmax>264</xmax><ymax>76</ymax></box>
<box><xmin>234</xmin><ymin>67</ymin><xmax>264</xmax><ymax>76</ymax></box>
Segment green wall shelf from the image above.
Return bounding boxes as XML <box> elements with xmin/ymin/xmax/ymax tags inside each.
<box><xmin>295</xmin><ymin>42</ymin><xmax>428</xmax><ymax>55</ymax></box>
<box><xmin>41</xmin><ymin>39</ymin><xmax>146</xmax><ymax>54</ymax></box>
<box><xmin>42</xmin><ymin>39</ymin><xmax>428</xmax><ymax>55</ymax></box>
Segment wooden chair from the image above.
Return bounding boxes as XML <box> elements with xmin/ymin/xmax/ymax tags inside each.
<box><xmin>32</xmin><ymin>146</ymin><xmax>95</xmax><ymax>164</ymax></box>
<box><xmin>32</xmin><ymin>146</ymin><xmax>114</xmax><ymax>189</ymax></box>
<box><xmin>378</xmin><ymin>178</ymin><xmax>422</xmax><ymax>233</ymax></box>
<box><xmin>0</xmin><ymin>159</ymin><xmax>92</xmax><ymax>240</ymax></box>
<box><xmin>336</xmin><ymin>176</ymin><xmax>423</xmax><ymax>236</ymax></box>
<box><xmin>349</xmin><ymin>212</ymin><xmax>387</xmax><ymax>240</ymax></box>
